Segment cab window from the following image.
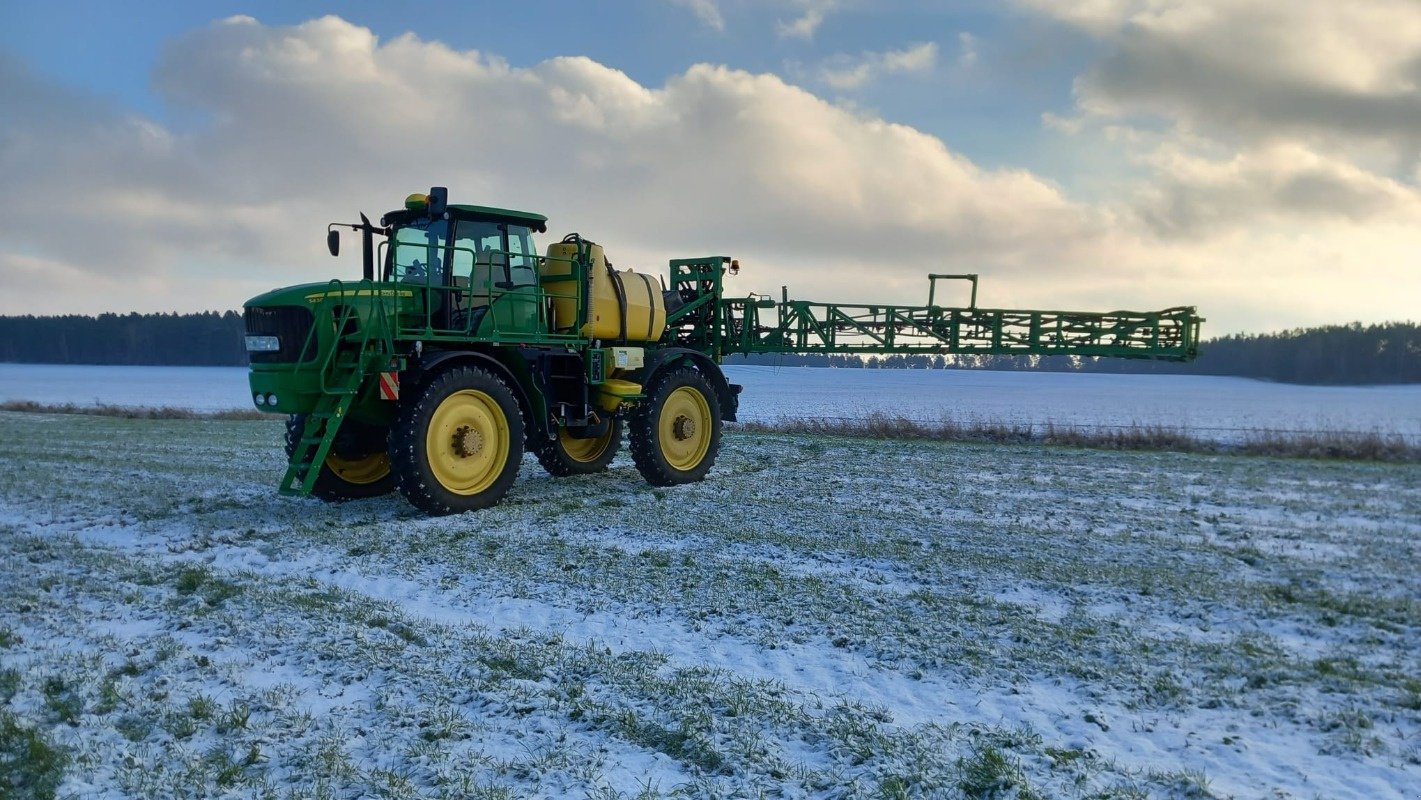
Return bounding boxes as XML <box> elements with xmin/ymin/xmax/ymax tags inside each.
<box><xmin>451</xmin><ymin>220</ymin><xmax>504</xmax><ymax>293</ymax></box>
<box><xmin>506</xmin><ymin>226</ymin><xmax>538</xmax><ymax>288</ymax></box>
<box><xmin>388</xmin><ymin>220</ymin><xmax>449</xmax><ymax>283</ymax></box>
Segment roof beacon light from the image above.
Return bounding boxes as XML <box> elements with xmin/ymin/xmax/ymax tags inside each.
<box><xmin>404</xmin><ymin>193</ymin><xmax>429</xmax><ymax>212</ymax></box>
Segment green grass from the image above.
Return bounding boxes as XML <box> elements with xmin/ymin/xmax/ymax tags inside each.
<box><xmin>0</xmin><ymin>710</ymin><xmax>68</xmax><ymax>800</ymax></box>
<box><xmin>957</xmin><ymin>742</ymin><xmax>1040</xmax><ymax>800</ymax></box>
<box><xmin>173</xmin><ymin>565</ymin><xmax>244</xmax><ymax>608</ymax></box>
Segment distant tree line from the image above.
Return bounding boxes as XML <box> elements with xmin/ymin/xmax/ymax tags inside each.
<box><xmin>0</xmin><ymin>312</ymin><xmax>246</xmax><ymax>366</ymax></box>
<box><xmin>0</xmin><ymin>313</ymin><xmax>1416</xmax><ymax>384</ymax></box>
<box><xmin>726</xmin><ymin>321</ymin><xmax>1420</xmax><ymax>385</ymax></box>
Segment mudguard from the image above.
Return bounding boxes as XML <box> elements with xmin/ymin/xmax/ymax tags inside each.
<box><xmin>635</xmin><ymin>347</ymin><xmax>740</xmax><ymax>422</ymax></box>
<box><xmin>413</xmin><ymin>348</ymin><xmax>547</xmax><ymax>443</ymax></box>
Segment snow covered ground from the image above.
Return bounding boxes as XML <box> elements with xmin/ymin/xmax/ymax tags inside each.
<box><xmin>0</xmin><ymin>364</ymin><xmax>250</xmax><ymax>413</ymax></box>
<box><xmin>2</xmin><ymin>363</ymin><xmax>1419</xmax><ymax>443</ymax></box>
<box><xmin>1</xmin><ymin>412</ymin><xmax>1417</xmax><ymax>797</ymax></box>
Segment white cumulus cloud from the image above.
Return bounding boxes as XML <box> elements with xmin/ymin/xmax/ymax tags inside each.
<box><xmin>819</xmin><ymin>42</ymin><xmax>938</xmax><ymax>90</ymax></box>
<box><xmin>668</xmin><ymin>0</ymin><xmax>725</xmax><ymax>32</ymax></box>
<box><xmin>0</xmin><ymin>17</ymin><xmax>1102</xmax><ymax>317</ymax></box>
<box><xmin>1016</xmin><ymin>0</ymin><xmax>1421</xmax><ymax>149</ymax></box>
<box><xmin>777</xmin><ymin>0</ymin><xmax>837</xmax><ymax>40</ymax></box>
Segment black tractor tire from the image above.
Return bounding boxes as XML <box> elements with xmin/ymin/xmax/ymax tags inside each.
<box><xmin>629</xmin><ymin>367</ymin><xmax>722</xmax><ymax>486</ymax></box>
<box><xmin>536</xmin><ymin>418</ymin><xmax>623</xmax><ymax>477</ymax></box>
<box><xmin>389</xmin><ymin>366</ymin><xmax>525</xmax><ymax>515</ymax></box>
<box><xmin>284</xmin><ymin>414</ymin><xmax>394</xmax><ymax>501</ymax></box>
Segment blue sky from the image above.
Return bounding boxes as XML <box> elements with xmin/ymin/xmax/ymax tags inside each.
<box><xmin>2</xmin><ymin>1</ymin><xmax>1418</xmax><ymax>332</ymax></box>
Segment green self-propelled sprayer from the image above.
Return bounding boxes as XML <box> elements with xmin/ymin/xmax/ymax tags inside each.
<box><xmin>243</xmin><ymin>187</ymin><xmax>1202</xmax><ymax>515</ymax></box>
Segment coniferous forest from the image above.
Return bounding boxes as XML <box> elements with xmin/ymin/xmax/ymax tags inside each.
<box><xmin>0</xmin><ymin>313</ymin><xmax>1416</xmax><ymax>385</ymax></box>
<box><xmin>0</xmin><ymin>312</ymin><xmax>246</xmax><ymax>367</ymax></box>
<box><xmin>724</xmin><ymin>322</ymin><xmax>1421</xmax><ymax>384</ymax></box>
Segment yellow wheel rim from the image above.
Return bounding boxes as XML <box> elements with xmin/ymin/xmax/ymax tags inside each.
<box><xmin>559</xmin><ymin>426</ymin><xmax>616</xmax><ymax>464</ymax></box>
<box><xmin>658</xmin><ymin>386</ymin><xmax>712</xmax><ymax>471</ymax></box>
<box><xmin>425</xmin><ymin>389</ymin><xmax>511</xmax><ymax>496</ymax></box>
<box><xmin>325</xmin><ymin>450</ymin><xmax>390</xmax><ymax>485</ymax></box>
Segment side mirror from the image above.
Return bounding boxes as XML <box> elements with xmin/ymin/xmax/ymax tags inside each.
<box><xmin>327</xmin><ymin>229</ymin><xmax>340</xmax><ymax>257</ymax></box>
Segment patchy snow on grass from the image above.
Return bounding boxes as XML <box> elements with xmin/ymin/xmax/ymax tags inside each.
<box><xmin>0</xmin><ymin>410</ymin><xmax>1418</xmax><ymax>798</ymax></box>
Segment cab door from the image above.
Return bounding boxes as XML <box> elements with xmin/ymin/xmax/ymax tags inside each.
<box><xmin>449</xmin><ymin>220</ymin><xmax>543</xmax><ymax>337</ymax></box>
<box><xmin>498</xmin><ymin>225</ymin><xmax>544</xmax><ymax>336</ymax></box>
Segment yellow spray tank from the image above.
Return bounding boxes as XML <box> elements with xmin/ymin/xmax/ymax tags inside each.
<box><xmin>544</xmin><ymin>235</ymin><xmax>666</xmax><ymax>342</ymax></box>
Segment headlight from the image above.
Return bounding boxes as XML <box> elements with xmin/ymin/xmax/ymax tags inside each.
<box><xmin>254</xmin><ymin>393</ymin><xmax>266</xmax><ymax>406</ymax></box>
<box><xmin>245</xmin><ymin>335</ymin><xmax>280</xmax><ymax>352</ymax></box>
<box><xmin>266</xmin><ymin>394</ymin><xmax>279</xmax><ymax>407</ymax></box>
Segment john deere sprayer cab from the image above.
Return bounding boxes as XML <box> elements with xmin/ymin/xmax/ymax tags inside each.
<box><xmin>244</xmin><ymin>187</ymin><xmax>1202</xmax><ymax>515</ymax></box>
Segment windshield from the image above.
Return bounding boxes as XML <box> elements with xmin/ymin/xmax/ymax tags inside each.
<box><xmin>386</xmin><ymin>219</ymin><xmax>450</xmax><ymax>283</ymax></box>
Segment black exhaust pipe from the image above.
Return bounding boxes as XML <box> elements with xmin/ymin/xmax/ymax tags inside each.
<box><xmin>360</xmin><ymin>212</ymin><xmax>375</xmax><ymax>281</ymax></box>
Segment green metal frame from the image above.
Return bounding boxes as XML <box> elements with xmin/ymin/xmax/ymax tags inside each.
<box><xmin>669</xmin><ymin>265</ymin><xmax>1200</xmax><ymax>362</ymax></box>
<box><xmin>377</xmin><ymin>239</ymin><xmax>590</xmax><ymax>345</ymax></box>
<box><xmin>278</xmin><ymin>277</ymin><xmax>399</xmax><ymax>495</ymax></box>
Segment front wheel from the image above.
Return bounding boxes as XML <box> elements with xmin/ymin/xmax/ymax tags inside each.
<box><xmin>629</xmin><ymin>368</ymin><xmax>721</xmax><ymax>486</ymax></box>
<box><xmin>536</xmin><ymin>419</ymin><xmax>623</xmax><ymax>477</ymax></box>
<box><xmin>389</xmin><ymin>366</ymin><xmax>525</xmax><ymax>515</ymax></box>
<box><xmin>284</xmin><ymin>415</ymin><xmax>393</xmax><ymax>501</ymax></box>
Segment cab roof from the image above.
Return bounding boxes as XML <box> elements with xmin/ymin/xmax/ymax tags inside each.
<box><xmin>381</xmin><ymin>203</ymin><xmax>548</xmax><ymax>232</ymax></box>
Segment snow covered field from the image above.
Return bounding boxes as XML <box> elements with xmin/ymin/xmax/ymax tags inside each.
<box><xmin>1</xmin><ymin>412</ymin><xmax>1418</xmax><ymax>797</ymax></box>
<box><xmin>2</xmin><ymin>363</ymin><xmax>1419</xmax><ymax>443</ymax></box>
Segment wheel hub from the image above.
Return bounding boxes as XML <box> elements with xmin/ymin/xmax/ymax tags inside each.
<box><xmin>451</xmin><ymin>425</ymin><xmax>484</xmax><ymax>458</ymax></box>
<box><xmin>672</xmin><ymin>415</ymin><xmax>697</xmax><ymax>441</ymax></box>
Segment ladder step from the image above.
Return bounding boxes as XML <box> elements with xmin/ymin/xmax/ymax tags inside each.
<box><xmin>280</xmin><ymin>354</ymin><xmax>368</xmax><ymax>497</ymax></box>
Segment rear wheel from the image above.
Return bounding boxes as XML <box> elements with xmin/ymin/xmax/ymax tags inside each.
<box><xmin>537</xmin><ymin>419</ymin><xmax>622</xmax><ymax>477</ymax></box>
<box><xmin>389</xmin><ymin>366</ymin><xmax>524</xmax><ymax>515</ymax></box>
<box><xmin>629</xmin><ymin>368</ymin><xmax>721</xmax><ymax>486</ymax></box>
<box><xmin>284</xmin><ymin>415</ymin><xmax>393</xmax><ymax>501</ymax></box>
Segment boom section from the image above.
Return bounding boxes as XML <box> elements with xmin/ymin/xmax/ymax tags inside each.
<box><xmin>665</xmin><ymin>260</ymin><xmax>1202</xmax><ymax>362</ymax></box>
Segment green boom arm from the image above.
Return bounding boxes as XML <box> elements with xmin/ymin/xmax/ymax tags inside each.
<box><xmin>664</xmin><ymin>259</ymin><xmax>1202</xmax><ymax>362</ymax></box>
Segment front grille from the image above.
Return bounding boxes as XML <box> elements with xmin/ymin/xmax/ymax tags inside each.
<box><xmin>244</xmin><ymin>306</ymin><xmax>315</xmax><ymax>363</ymax></box>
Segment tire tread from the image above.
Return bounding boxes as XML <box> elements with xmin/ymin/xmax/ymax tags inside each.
<box><xmin>389</xmin><ymin>366</ymin><xmax>525</xmax><ymax>515</ymax></box>
<box><xmin>629</xmin><ymin>367</ymin><xmax>721</xmax><ymax>487</ymax></box>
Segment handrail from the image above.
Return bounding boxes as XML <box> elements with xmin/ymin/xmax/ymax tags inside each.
<box><xmin>307</xmin><ymin>278</ymin><xmax>391</xmax><ymax>396</ymax></box>
<box><xmin>376</xmin><ymin>239</ymin><xmax>588</xmax><ymax>339</ymax></box>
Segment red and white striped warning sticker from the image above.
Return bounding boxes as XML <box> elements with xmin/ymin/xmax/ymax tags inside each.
<box><xmin>378</xmin><ymin>371</ymin><xmax>399</xmax><ymax>401</ymax></box>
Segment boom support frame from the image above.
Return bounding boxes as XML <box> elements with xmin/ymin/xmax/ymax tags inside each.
<box><xmin>666</xmin><ymin>260</ymin><xmax>1201</xmax><ymax>362</ymax></box>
